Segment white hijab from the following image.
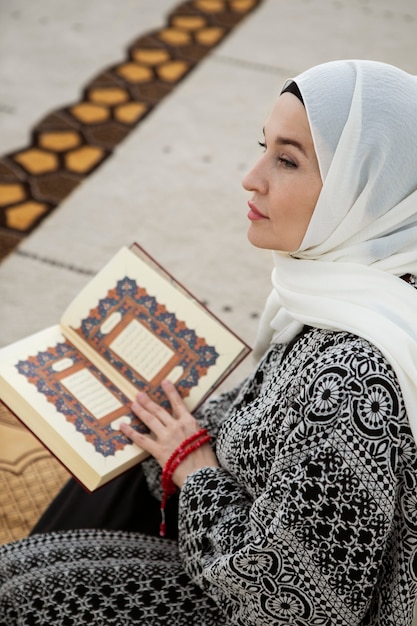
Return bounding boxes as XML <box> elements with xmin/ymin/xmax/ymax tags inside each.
<box><xmin>255</xmin><ymin>60</ymin><xmax>417</xmax><ymax>443</ymax></box>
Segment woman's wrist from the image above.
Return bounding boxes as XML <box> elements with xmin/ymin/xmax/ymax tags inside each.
<box><xmin>172</xmin><ymin>443</ymin><xmax>219</xmax><ymax>487</ymax></box>
<box><xmin>159</xmin><ymin>429</ymin><xmax>218</xmax><ymax>536</ymax></box>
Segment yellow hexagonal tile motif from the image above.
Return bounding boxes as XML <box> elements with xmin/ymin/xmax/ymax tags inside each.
<box><xmin>39</xmin><ymin>131</ymin><xmax>82</xmax><ymax>152</ymax></box>
<box><xmin>115</xmin><ymin>102</ymin><xmax>148</xmax><ymax>125</ymax></box>
<box><xmin>194</xmin><ymin>0</ymin><xmax>225</xmax><ymax>12</ymax></box>
<box><xmin>6</xmin><ymin>201</ymin><xmax>48</xmax><ymax>230</ymax></box>
<box><xmin>0</xmin><ymin>183</ymin><xmax>26</xmax><ymax>207</ymax></box>
<box><xmin>196</xmin><ymin>27</ymin><xmax>225</xmax><ymax>45</ymax></box>
<box><xmin>131</xmin><ymin>49</ymin><xmax>170</xmax><ymax>66</ymax></box>
<box><xmin>65</xmin><ymin>146</ymin><xmax>105</xmax><ymax>174</ymax></box>
<box><xmin>13</xmin><ymin>149</ymin><xmax>59</xmax><ymax>175</ymax></box>
<box><xmin>89</xmin><ymin>88</ymin><xmax>130</xmax><ymax>105</ymax></box>
<box><xmin>158</xmin><ymin>28</ymin><xmax>192</xmax><ymax>46</ymax></box>
<box><xmin>232</xmin><ymin>0</ymin><xmax>258</xmax><ymax>11</ymax></box>
<box><xmin>116</xmin><ymin>63</ymin><xmax>153</xmax><ymax>83</ymax></box>
<box><xmin>172</xmin><ymin>16</ymin><xmax>207</xmax><ymax>30</ymax></box>
<box><xmin>157</xmin><ymin>61</ymin><xmax>189</xmax><ymax>83</ymax></box>
<box><xmin>70</xmin><ymin>103</ymin><xmax>110</xmax><ymax>124</ymax></box>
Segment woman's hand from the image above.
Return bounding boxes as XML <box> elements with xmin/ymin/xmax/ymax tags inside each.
<box><xmin>119</xmin><ymin>379</ymin><xmax>218</xmax><ymax>488</ymax></box>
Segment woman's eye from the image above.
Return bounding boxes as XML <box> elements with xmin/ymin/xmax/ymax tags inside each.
<box><xmin>278</xmin><ymin>157</ymin><xmax>296</xmax><ymax>168</ymax></box>
<box><xmin>257</xmin><ymin>142</ymin><xmax>296</xmax><ymax>168</ymax></box>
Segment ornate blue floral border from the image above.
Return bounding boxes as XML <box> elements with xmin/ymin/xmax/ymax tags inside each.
<box><xmin>15</xmin><ymin>277</ymin><xmax>219</xmax><ymax>457</ymax></box>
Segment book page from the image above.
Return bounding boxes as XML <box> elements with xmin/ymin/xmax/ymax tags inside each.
<box><xmin>109</xmin><ymin>319</ymin><xmax>174</xmax><ymax>382</ymax></box>
<box><xmin>60</xmin><ymin>368</ymin><xmax>123</xmax><ymax>419</ymax></box>
<box><xmin>61</xmin><ymin>246</ymin><xmax>250</xmax><ymax>411</ymax></box>
<box><xmin>0</xmin><ymin>326</ymin><xmax>147</xmax><ymax>486</ymax></box>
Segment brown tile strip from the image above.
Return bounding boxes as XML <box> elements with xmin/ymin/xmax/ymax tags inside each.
<box><xmin>0</xmin><ymin>0</ymin><xmax>263</xmax><ymax>262</ymax></box>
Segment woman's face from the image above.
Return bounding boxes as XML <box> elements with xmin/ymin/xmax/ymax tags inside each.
<box><xmin>242</xmin><ymin>92</ymin><xmax>322</xmax><ymax>252</ymax></box>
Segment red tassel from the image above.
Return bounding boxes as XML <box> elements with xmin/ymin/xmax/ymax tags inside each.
<box><xmin>159</xmin><ymin>429</ymin><xmax>211</xmax><ymax>538</ymax></box>
<box><xmin>159</xmin><ymin>509</ymin><xmax>166</xmax><ymax>538</ymax></box>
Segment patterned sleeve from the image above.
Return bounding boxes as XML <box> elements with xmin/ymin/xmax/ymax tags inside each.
<box><xmin>177</xmin><ymin>339</ymin><xmax>404</xmax><ymax>625</ymax></box>
<box><xmin>142</xmin><ymin>380</ymin><xmax>245</xmax><ymax>499</ymax></box>
<box><xmin>193</xmin><ymin>381</ymin><xmax>246</xmax><ymax>435</ymax></box>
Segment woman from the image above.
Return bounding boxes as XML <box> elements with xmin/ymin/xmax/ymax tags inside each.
<box><xmin>1</xmin><ymin>59</ymin><xmax>417</xmax><ymax>625</ymax></box>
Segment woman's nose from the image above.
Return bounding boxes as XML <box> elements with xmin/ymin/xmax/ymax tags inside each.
<box><xmin>242</xmin><ymin>158</ymin><xmax>267</xmax><ymax>194</ymax></box>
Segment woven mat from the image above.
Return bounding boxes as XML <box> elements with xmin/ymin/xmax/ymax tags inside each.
<box><xmin>0</xmin><ymin>402</ymin><xmax>70</xmax><ymax>545</ymax></box>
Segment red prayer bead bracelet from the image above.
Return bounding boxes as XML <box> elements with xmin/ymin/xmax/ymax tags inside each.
<box><xmin>160</xmin><ymin>428</ymin><xmax>212</xmax><ymax>537</ymax></box>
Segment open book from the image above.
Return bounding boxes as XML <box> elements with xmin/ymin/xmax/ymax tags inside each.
<box><xmin>0</xmin><ymin>244</ymin><xmax>250</xmax><ymax>491</ymax></box>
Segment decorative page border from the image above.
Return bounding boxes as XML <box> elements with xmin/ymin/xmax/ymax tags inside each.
<box><xmin>74</xmin><ymin>276</ymin><xmax>219</xmax><ymax>405</ymax></box>
<box><xmin>15</xmin><ymin>277</ymin><xmax>219</xmax><ymax>457</ymax></box>
<box><xmin>16</xmin><ymin>340</ymin><xmax>144</xmax><ymax>457</ymax></box>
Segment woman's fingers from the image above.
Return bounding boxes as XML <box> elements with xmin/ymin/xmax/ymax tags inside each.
<box><xmin>119</xmin><ymin>421</ymin><xmax>144</xmax><ymax>446</ymax></box>
<box><xmin>131</xmin><ymin>381</ymin><xmax>193</xmax><ymax>429</ymax></box>
<box><xmin>119</xmin><ymin>421</ymin><xmax>159</xmax><ymax>457</ymax></box>
<box><xmin>160</xmin><ymin>379</ymin><xmax>189</xmax><ymax>418</ymax></box>
<box><xmin>131</xmin><ymin>391</ymin><xmax>171</xmax><ymax>431</ymax></box>
<box><xmin>120</xmin><ymin>381</ymin><xmax>202</xmax><ymax>467</ymax></box>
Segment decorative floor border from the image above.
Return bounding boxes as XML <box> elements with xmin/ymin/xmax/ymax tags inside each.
<box><xmin>0</xmin><ymin>0</ymin><xmax>263</xmax><ymax>261</ymax></box>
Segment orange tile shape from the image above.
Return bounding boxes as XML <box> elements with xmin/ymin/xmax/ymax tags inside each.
<box><xmin>157</xmin><ymin>60</ymin><xmax>189</xmax><ymax>82</ymax></box>
<box><xmin>131</xmin><ymin>49</ymin><xmax>170</xmax><ymax>66</ymax></box>
<box><xmin>172</xmin><ymin>16</ymin><xmax>207</xmax><ymax>30</ymax></box>
<box><xmin>158</xmin><ymin>28</ymin><xmax>192</xmax><ymax>46</ymax></box>
<box><xmin>39</xmin><ymin>131</ymin><xmax>81</xmax><ymax>152</ymax></box>
<box><xmin>65</xmin><ymin>146</ymin><xmax>105</xmax><ymax>173</ymax></box>
<box><xmin>116</xmin><ymin>63</ymin><xmax>153</xmax><ymax>83</ymax></box>
<box><xmin>0</xmin><ymin>183</ymin><xmax>26</xmax><ymax>206</ymax></box>
<box><xmin>89</xmin><ymin>87</ymin><xmax>130</xmax><ymax>105</ymax></box>
<box><xmin>70</xmin><ymin>103</ymin><xmax>110</xmax><ymax>124</ymax></box>
<box><xmin>13</xmin><ymin>148</ymin><xmax>58</xmax><ymax>174</ymax></box>
<box><xmin>194</xmin><ymin>0</ymin><xmax>224</xmax><ymax>12</ymax></box>
<box><xmin>196</xmin><ymin>26</ymin><xmax>225</xmax><ymax>45</ymax></box>
<box><xmin>115</xmin><ymin>102</ymin><xmax>148</xmax><ymax>124</ymax></box>
<box><xmin>232</xmin><ymin>0</ymin><xmax>257</xmax><ymax>11</ymax></box>
<box><xmin>6</xmin><ymin>201</ymin><xmax>48</xmax><ymax>230</ymax></box>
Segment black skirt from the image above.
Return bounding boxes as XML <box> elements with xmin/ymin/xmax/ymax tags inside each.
<box><xmin>31</xmin><ymin>465</ymin><xmax>179</xmax><ymax>540</ymax></box>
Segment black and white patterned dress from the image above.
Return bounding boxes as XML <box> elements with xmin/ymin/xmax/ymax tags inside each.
<box><xmin>1</xmin><ymin>327</ymin><xmax>417</xmax><ymax>625</ymax></box>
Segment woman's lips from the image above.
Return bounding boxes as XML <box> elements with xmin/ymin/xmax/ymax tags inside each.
<box><xmin>247</xmin><ymin>201</ymin><xmax>268</xmax><ymax>221</ymax></box>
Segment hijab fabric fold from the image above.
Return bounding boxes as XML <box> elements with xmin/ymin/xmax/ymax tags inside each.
<box><xmin>255</xmin><ymin>60</ymin><xmax>417</xmax><ymax>443</ymax></box>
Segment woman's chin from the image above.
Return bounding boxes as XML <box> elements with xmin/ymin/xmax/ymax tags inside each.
<box><xmin>247</xmin><ymin>227</ymin><xmax>280</xmax><ymax>251</ymax></box>
<box><xmin>247</xmin><ymin>226</ymin><xmax>268</xmax><ymax>249</ymax></box>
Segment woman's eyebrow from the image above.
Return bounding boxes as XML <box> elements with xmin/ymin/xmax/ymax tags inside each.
<box><xmin>262</xmin><ymin>127</ymin><xmax>306</xmax><ymax>156</ymax></box>
<box><xmin>276</xmin><ymin>136</ymin><xmax>306</xmax><ymax>156</ymax></box>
